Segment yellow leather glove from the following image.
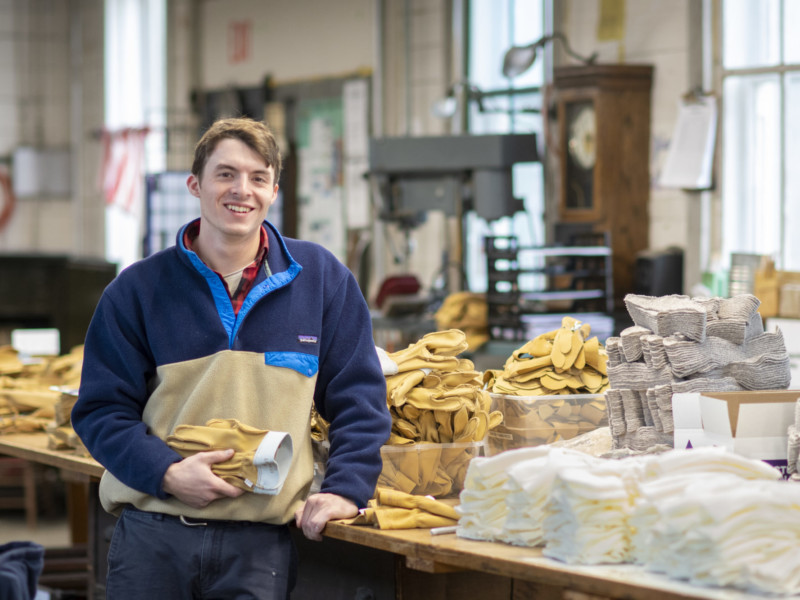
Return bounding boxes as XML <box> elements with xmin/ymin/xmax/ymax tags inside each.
<box><xmin>373</xmin><ymin>507</ymin><xmax>457</xmax><ymax>530</ymax></box>
<box><xmin>375</xmin><ymin>488</ymin><xmax>460</xmax><ymax>521</ymax></box>
<box><xmin>167</xmin><ymin>418</ymin><xmax>293</xmax><ymax>495</ymax></box>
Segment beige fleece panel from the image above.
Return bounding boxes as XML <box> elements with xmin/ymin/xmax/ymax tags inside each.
<box><xmin>99</xmin><ymin>350</ymin><xmax>316</xmax><ymax>524</ymax></box>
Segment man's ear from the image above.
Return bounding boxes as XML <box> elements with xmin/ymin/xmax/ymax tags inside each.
<box><xmin>187</xmin><ymin>173</ymin><xmax>201</xmax><ymax>198</ymax></box>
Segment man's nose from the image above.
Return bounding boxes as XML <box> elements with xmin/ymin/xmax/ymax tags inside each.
<box><xmin>233</xmin><ymin>176</ymin><xmax>251</xmax><ymax>196</ymax></box>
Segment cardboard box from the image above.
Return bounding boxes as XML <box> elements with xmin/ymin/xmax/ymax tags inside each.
<box><xmin>486</xmin><ymin>393</ymin><xmax>607</xmax><ymax>456</ymax></box>
<box><xmin>673</xmin><ymin>390</ymin><xmax>800</xmax><ymax>477</ymax></box>
<box><xmin>378</xmin><ymin>441</ymin><xmax>485</xmax><ymax>498</ymax></box>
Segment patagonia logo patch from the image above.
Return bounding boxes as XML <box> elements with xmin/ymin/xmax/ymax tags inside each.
<box><xmin>298</xmin><ymin>335</ymin><xmax>318</xmax><ymax>344</ymax></box>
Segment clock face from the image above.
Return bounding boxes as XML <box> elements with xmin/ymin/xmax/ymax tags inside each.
<box><xmin>568</xmin><ymin>105</ymin><xmax>597</xmax><ymax>170</ymax></box>
<box><xmin>564</xmin><ymin>101</ymin><xmax>596</xmax><ymax>211</ymax></box>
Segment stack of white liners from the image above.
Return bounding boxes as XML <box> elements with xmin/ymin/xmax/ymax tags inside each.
<box><xmin>632</xmin><ymin>475</ymin><xmax>800</xmax><ymax>595</ymax></box>
<box><xmin>541</xmin><ymin>458</ymin><xmax>641</xmax><ymax>564</ymax></box>
<box><xmin>540</xmin><ymin>446</ymin><xmax>784</xmax><ymax>571</ymax></box>
<box><xmin>498</xmin><ymin>448</ymin><xmax>597</xmax><ymax>547</ymax></box>
<box><xmin>457</xmin><ymin>443</ymin><xmax>797</xmax><ymax>595</ymax></box>
<box><xmin>456</xmin><ymin>446</ymin><xmax>548</xmax><ymax>541</ymax></box>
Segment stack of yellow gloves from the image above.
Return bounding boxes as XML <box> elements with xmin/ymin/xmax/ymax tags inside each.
<box><xmin>484</xmin><ymin>316</ymin><xmax>609</xmax><ymax>396</ymax></box>
<box><xmin>383</xmin><ymin>329</ymin><xmax>502</xmax><ymax>445</ymax></box>
<box><xmin>347</xmin><ymin>487</ymin><xmax>460</xmax><ymax>530</ymax></box>
<box><xmin>433</xmin><ymin>292</ymin><xmax>489</xmax><ymax>351</ymax></box>
<box><xmin>0</xmin><ymin>345</ymin><xmax>84</xmax><ymax>435</ymax></box>
<box><xmin>377</xmin><ymin>329</ymin><xmax>502</xmax><ymax>497</ymax></box>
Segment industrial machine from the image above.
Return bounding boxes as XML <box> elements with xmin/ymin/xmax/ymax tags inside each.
<box><xmin>368</xmin><ymin>133</ymin><xmax>539</xmax><ymax>295</ymax></box>
<box><xmin>368</xmin><ymin>133</ymin><xmax>539</xmax><ymax>227</ymax></box>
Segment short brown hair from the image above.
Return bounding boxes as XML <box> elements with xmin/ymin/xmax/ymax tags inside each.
<box><xmin>191</xmin><ymin>117</ymin><xmax>282</xmax><ymax>183</ymax></box>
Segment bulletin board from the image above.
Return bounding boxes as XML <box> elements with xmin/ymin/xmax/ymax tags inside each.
<box><xmin>294</xmin><ymin>96</ymin><xmax>346</xmax><ymax>261</ymax></box>
<box><xmin>269</xmin><ymin>75</ymin><xmax>371</xmax><ymax>266</ymax></box>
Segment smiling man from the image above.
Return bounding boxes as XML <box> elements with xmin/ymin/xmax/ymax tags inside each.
<box><xmin>72</xmin><ymin>118</ymin><xmax>391</xmax><ymax>600</ymax></box>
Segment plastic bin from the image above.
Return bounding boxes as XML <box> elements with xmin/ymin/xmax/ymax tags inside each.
<box><xmin>486</xmin><ymin>393</ymin><xmax>607</xmax><ymax>456</ymax></box>
<box><xmin>378</xmin><ymin>441</ymin><xmax>485</xmax><ymax>498</ymax></box>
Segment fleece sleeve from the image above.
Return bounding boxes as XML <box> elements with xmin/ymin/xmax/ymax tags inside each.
<box><xmin>71</xmin><ymin>286</ymin><xmax>182</xmax><ymax>498</ymax></box>
<box><xmin>314</xmin><ymin>271</ymin><xmax>392</xmax><ymax>508</ymax></box>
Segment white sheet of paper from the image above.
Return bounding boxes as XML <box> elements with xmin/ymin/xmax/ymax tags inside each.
<box><xmin>659</xmin><ymin>95</ymin><xmax>717</xmax><ymax>190</ymax></box>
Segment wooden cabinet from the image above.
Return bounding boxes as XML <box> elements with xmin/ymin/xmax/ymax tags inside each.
<box><xmin>552</xmin><ymin>64</ymin><xmax>654</xmax><ymax>308</ymax></box>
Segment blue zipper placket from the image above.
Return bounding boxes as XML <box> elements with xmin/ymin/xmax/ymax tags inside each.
<box><xmin>177</xmin><ymin>221</ymin><xmax>303</xmax><ymax>348</ymax></box>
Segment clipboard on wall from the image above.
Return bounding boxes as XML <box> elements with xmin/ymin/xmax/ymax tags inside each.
<box><xmin>659</xmin><ymin>89</ymin><xmax>718</xmax><ymax>191</ymax></box>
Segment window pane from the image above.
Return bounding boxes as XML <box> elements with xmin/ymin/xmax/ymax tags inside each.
<box><xmin>469</xmin><ymin>0</ymin><xmax>544</xmax><ymax>92</ymax></box>
<box><xmin>723</xmin><ymin>0</ymin><xmax>780</xmax><ymax>69</ymax></box>
<box><xmin>466</xmin><ymin>0</ymin><xmax>544</xmax><ymax>293</ymax></box>
<box><xmin>722</xmin><ymin>74</ymin><xmax>781</xmax><ymax>265</ymax></box>
<box><xmin>784</xmin><ymin>0</ymin><xmax>800</xmax><ymax>64</ymax></box>
<box><xmin>784</xmin><ymin>72</ymin><xmax>800</xmax><ymax>269</ymax></box>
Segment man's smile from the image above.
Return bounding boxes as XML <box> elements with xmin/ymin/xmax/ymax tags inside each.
<box><xmin>225</xmin><ymin>204</ymin><xmax>252</xmax><ymax>214</ymax></box>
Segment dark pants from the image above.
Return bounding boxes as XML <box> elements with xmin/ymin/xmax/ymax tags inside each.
<box><xmin>106</xmin><ymin>507</ymin><xmax>297</xmax><ymax>600</ymax></box>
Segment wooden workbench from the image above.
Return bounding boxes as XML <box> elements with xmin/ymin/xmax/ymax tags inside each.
<box><xmin>1</xmin><ymin>433</ymin><xmax>792</xmax><ymax>600</ymax></box>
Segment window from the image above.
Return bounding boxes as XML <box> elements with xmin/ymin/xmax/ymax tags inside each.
<box><xmin>464</xmin><ymin>0</ymin><xmax>546</xmax><ymax>292</ymax></box>
<box><xmin>721</xmin><ymin>0</ymin><xmax>800</xmax><ymax>270</ymax></box>
<box><xmin>104</xmin><ymin>0</ymin><xmax>166</xmax><ymax>270</ymax></box>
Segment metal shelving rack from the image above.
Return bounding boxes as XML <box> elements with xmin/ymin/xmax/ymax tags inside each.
<box><xmin>485</xmin><ymin>235</ymin><xmax>614</xmax><ymax>342</ymax></box>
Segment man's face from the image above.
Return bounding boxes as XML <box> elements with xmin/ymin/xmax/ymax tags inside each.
<box><xmin>187</xmin><ymin>137</ymin><xmax>278</xmax><ymax>243</ymax></box>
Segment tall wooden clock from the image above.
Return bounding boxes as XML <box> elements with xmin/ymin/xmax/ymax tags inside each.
<box><xmin>552</xmin><ymin>64</ymin><xmax>654</xmax><ymax>309</ymax></box>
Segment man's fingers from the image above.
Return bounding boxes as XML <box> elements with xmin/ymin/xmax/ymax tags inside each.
<box><xmin>198</xmin><ymin>448</ymin><xmax>236</xmax><ymax>464</ymax></box>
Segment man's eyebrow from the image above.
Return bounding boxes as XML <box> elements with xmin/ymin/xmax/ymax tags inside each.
<box><xmin>213</xmin><ymin>162</ymin><xmax>272</xmax><ymax>176</ymax></box>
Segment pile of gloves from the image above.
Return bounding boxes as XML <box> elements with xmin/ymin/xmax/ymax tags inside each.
<box><xmin>433</xmin><ymin>291</ymin><xmax>489</xmax><ymax>351</ymax></box>
<box><xmin>376</xmin><ymin>329</ymin><xmax>502</xmax><ymax>497</ymax></box>
<box><xmin>379</xmin><ymin>329</ymin><xmax>502</xmax><ymax>446</ymax></box>
<box><xmin>605</xmin><ymin>293</ymin><xmax>791</xmax><ymax>452</ymax></box>
<box><xmin>0</xmin><ymin>345</ymin><xmax>84</xmax><ymax>445</ymax></box>
<box><xmin>484</xmin><ymin>316</ymin><xmax>609</xmax><ymax>396</ymax></box>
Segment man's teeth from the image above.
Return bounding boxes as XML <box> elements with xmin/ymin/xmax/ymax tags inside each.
<box><xmin>226</xmin><ymin>205</ymin><xmax>251</xmax><ymax>213</ymax></box>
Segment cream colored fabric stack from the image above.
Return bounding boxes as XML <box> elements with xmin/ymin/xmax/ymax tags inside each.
<box><xmin>499</xmin><ymin>447</ymin><xmax>597</xmax><ymax>547</ymax></box>
<box><xmin>605</xmin><ymin>293</ymin><xmax>791</xmax><ymax>452</ymax></box>
<box><xmin>542</xmin><ymin>458</ymin><xmax>641</xmax><ymax>564</ymax></box>
<box><xmin>457</xmin><ymin>444</ymin><xmax>800</xmax><ymax>594</ymax></box>
<box><xmin>455</xmin><ymin>446</ymin><xmax>549</xmax><ymax>541</ymax></box>
<box><xmin>632</xmin><ymin>474</ymin><xmax>800</xmax><ymax>595</ymax></box>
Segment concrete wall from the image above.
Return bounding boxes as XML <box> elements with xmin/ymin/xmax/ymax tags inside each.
<box><xmin>0</xmin><ymin>0</ymin><xmax>105</xmax><ymax>257</ymax></box>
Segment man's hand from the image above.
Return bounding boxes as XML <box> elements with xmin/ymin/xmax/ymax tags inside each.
<box><xmin>294</xmin><ymin>493</ymin><xmax>358</xmax><ymax>541</ymax></box>
<box><xmin>162</xmin><ymin>449</ymin><xmax>244</xmax><ymax>508</ymax></box>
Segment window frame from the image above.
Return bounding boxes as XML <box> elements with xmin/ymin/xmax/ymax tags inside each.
<box><xmin>716</xmin><ymin>0</ymin><xmax>800</xmax><ymax>271</ymax></box>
